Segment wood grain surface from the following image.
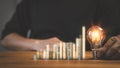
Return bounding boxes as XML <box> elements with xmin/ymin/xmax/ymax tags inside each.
<box><xmin>0</xmin><ymin>51</ymin><xmax>120</xmax><ymax>68</ymax></box>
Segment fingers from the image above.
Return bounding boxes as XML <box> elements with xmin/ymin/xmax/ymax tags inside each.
<box><xmin>97</xmin><ymin>36</ymin><xmax>117</xmax><ymax>58</ymax></box>
<box><xmin>105</xmin><ymin>41</ymin><xmax>120</xmax><ymax>59</ymax></box>
<box><xmin>103</xmin><ymin>36</ymin><xmax>117</xmax><ymax>49</ymax></box>
<box><xmin>97</xmin><ymin>47</ymin><xmax>106</xmax><ymax>59</ymax></box>
<box><xmin>105</xmin><ymin>47</ymin><xmax>118</xmax><ymax>58</ymax></box>
<box><xmin>97</xmin><ymin>35</ymin><xmax>120</xmax><ymax>59</ymax></box>
<box><xmin>49</xmin><ymin>37</ymin><xmax>62</xmax><ymax>43</ymax></box>
<box><xmin>110</xmin><ymin>52</ymin><xmax>120</xmax><ymax>60</ymax></box>
<box><xmin>97</xmin><ymin>43</ymin><xmax>120</xmax><ymax>59</ymax></box>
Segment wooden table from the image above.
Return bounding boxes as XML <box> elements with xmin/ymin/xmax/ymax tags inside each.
<box><xmin>0</xmin><ymin>51</ymin><xmax>120</xmax><ymax>68</ymax></box>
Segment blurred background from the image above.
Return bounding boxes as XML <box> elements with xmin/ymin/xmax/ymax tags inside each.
<box><xmin>0</xmin><ymin>0</ymin><xmax>22</xmax><ymax>51</ymax></box>
<box><xmin>0</xmin><ymin>0</ymin><xmax>119</xmax><ymax>51</ymax></box>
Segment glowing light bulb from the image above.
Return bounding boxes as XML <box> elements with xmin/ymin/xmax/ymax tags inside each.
<box><xmin>87</xmin><ymin>26</ymin><xmax>105</xmax><ymax>59</ymax></box>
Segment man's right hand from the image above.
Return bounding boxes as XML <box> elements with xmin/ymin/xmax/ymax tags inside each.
<box><xmin>34</xmin><ymin>37</ymin><xmax>62</xmax><ymax>50</ymax></box>
<box><xmin>1</xmin><ymin>33</ymin><xmax>62</xmax><ymax>51</ymax></box>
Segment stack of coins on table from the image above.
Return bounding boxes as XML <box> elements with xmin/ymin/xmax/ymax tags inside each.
<box><xmin>33</xmin><ymin>26</ymin><xmax>86</xmax><ymax>60</ymax></box>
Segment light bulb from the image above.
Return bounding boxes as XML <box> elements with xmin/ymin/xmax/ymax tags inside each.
<box><xmin>87</xmin><ymin>25</ymin><xmax>105</xmax><ymax>59</ymax></box>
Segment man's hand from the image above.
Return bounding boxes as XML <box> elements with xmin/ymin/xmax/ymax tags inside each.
<box><xmin>1</xmin><ymin>33</ymin><xmax>62</xmax><ymax>51</ymax></box>
<box><xmin>97</xmin><ymin>35</ymin><xmax>120</xmax><ymax>59</ymax></box>
<box><xmin>34</xmin><ymin>37</ymin><xmax>62</xmax><ymax>50</ymax></box>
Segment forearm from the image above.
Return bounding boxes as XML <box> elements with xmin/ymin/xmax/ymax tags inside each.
<box><xmin>1</xmin><ymin>33</ymin><xmax>38</xmax><ymax>51</ymax></box>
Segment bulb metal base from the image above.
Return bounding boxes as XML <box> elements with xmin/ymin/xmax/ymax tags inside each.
<box><xmin>92</xmin><ymin>49</ymin><xmax>98</xmax><ymax>60</ymax></box>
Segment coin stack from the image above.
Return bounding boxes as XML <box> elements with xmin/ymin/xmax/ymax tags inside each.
<box><xmin>33</xmin><ymin>26</ymin><xmax>86</xmax><ymax>60</ymax></box>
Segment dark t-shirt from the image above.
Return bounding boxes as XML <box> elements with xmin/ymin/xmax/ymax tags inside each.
<box><xmin>2</xmin><ymin>0</ymin><xmax>120</xmax><ymax>50</ymax></box>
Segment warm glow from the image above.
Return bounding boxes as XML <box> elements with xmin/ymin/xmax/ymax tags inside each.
<box><xmin>87</xmin><ymin>26</ymin><xmax>105</xmax><ymax>45</ymax></box>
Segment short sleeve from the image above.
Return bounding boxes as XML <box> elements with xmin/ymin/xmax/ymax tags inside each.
<box><xmin>1</xmin><ymin>0</ymin><xmax>31</xmax><ymax>39</ymax></box>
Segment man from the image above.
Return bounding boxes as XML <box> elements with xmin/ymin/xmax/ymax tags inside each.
<box><xmin>1</xmin><ymin>0</ymin><xmax>120</xmax><ymax>59</ymax></box>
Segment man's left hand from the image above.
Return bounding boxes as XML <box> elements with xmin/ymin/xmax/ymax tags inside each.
<box><xmin>97</xmin><ymin>35</ymin><xmax>120</xmax><ymax>59</ymax></box>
